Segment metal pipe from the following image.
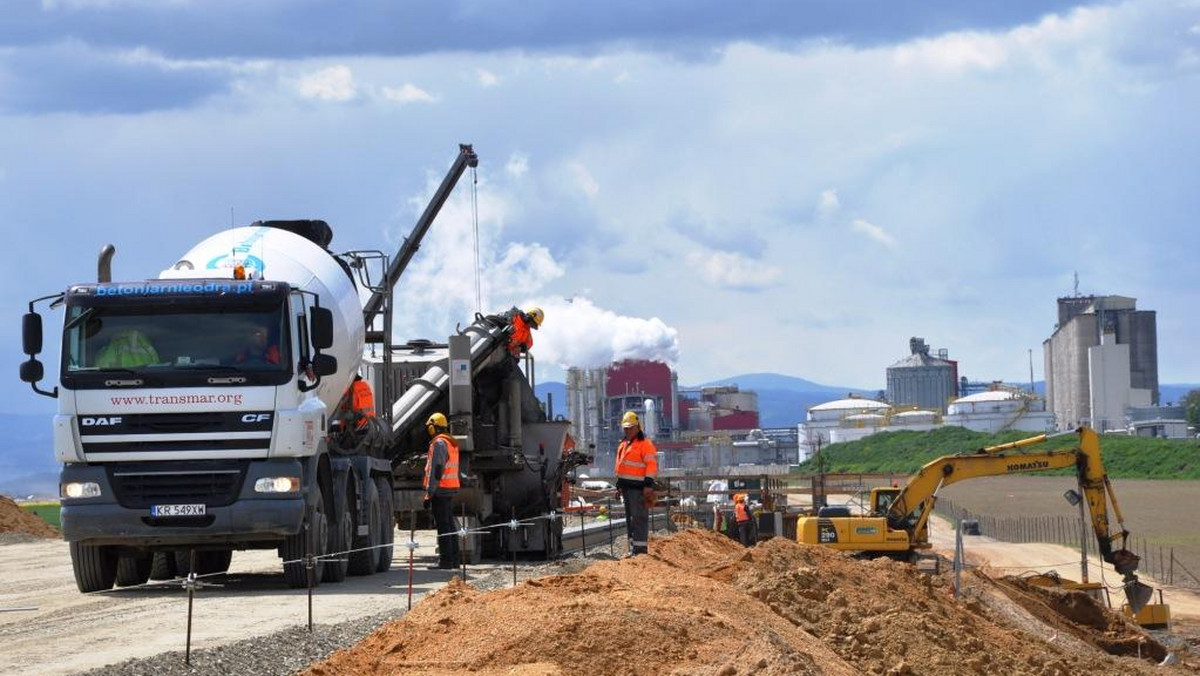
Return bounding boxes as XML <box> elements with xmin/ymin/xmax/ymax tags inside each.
<box><xmin>97</xmin><ymin>244</ymin><xmax>115</xmax><ymax>283</ymax></box>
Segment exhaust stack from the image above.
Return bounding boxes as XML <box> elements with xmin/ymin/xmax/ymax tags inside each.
<box><xmin>97</xmin><ymin>244</ymin><xmax>115</xmax><ymax>283</ymax></box>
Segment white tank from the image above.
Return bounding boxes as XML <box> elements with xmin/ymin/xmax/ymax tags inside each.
<box><xmin>157</xmin><ymin>225</ymin><xmax>365</xmax><ymax>410</ymax></box>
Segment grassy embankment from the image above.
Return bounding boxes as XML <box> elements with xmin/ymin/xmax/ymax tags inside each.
<box><xmin>794</xmin><ymin>426</ymin><xmax>1200</xmax><ymax>479</ymax></box>
<box><xmin>19</xmin><ymin>502</ymin><xmax>61</xmax><ymax>529</ymax></box>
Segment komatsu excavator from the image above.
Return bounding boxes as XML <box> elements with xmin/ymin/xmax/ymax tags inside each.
<box><xmin>796</xmin><ymin>427</ymin><xmax>1155</xmax><ymax>612</ymax></box>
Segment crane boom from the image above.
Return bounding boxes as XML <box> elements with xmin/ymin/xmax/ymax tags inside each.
<box><xmin>361</xmin><ymin>143</ymin><xmax>479</xmax><ymax>333</ymax></box>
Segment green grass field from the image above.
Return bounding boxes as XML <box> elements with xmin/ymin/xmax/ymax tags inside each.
<box><xmin>19</xmin><ymin>502</ymin><xmax>61</xmax><ymax>529</ymax></box>
<box><xmin>794</xmin><ymin>427</ymin><xmax>1200</xmax><ymax>480</ymax></box>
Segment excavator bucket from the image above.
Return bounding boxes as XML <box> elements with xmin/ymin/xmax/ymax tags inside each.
<box><xmin>1124</xmin><ymin>578</ymin><xmax>1154</xmax><ymax>614</ymax></box>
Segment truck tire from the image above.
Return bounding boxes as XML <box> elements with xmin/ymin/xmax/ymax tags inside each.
<box><xmin>375</xmin><ymin>476</ymin><xmax>395</xmax><ymax>573</ymax></box>
<box><xmin>322</xmin><ymin>480</ymin><xmax>353</xmax><ymax>583</ymax></box>
<box><xmin>348</xmin><ymin>479</ymin><xmax>380</xmax><ymax>576</ymax></box>
<box><xmin>282</xmin><ymin>483</ymin><xmax>328</xmax><ymax>588</ymax></box>
<box><xmin>115</xmin><ymin>553</ymin><xmax>153</xmax><ymax>587</ymax></box>
<box><xmin>149</xmin><ymin>551</ymin><xmax>178</xmax><ymax>580</ymax></box>
<box><xmin>70</xmin><ymin>542</ymin><xmax>118</xmax><ymax>593</ymax></box>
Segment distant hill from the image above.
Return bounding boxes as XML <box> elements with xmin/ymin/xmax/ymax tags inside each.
<box><xmin>699</xmin><ymin>373</ymin><xmax>876</xmax><ymax>397</ymax></box>
<box><xmin>0</xmin><ymin>414</ymin><xmax>58</xmax><ymax>498</ymax></box>
<box><xmin>1161</xmin><ymin>383</ymin><xmax>1200</xmax><ymax>407</ymax></box>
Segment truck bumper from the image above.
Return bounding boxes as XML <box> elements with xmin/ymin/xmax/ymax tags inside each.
<box><xmin>60</xmin><ymin>459</ymin><xmax>308</xmax><ymax>547</ymax></box>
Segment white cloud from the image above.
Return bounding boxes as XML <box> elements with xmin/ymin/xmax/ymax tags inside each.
<box><xmin>476</xmin><ymin>68</ymin><xmax>500</xmax><ymax>87</ymax></box>
<box><xmin>686</xmin><ymin>250</ymin><xmax>782</xmax><ymax>291</ymax></box>
<box><xmin>297</xmin><ymin>65</ymin><xmax>356</xmax><ymax>101</ymax></box>
<box><xmin>505</xmin><ymin>152</ymin><xmax>529</xmax><ymax>178</ymax></box>
<box><xmin>816</xmin><ymin>189</ymin><xmax>840</xmax><ymax>222</ymax></box>
<box><xmin>381</xmin><ymin>83</ymin><xmax>438</xmax><ymax>104</ymax></box>
<box><xmin>567</xmin><ymin>161</ymin><xmax>599</xmax><ymax>199</ymax></box>
<box><xmin>535</xmin><ymin>297</ymin><xmax>680</xmax><ymax>369</ymax></box>
<box><xmin>850</xmin><ymin>219</ymin><xmax>898</xmax><ymax>249</ymax></box>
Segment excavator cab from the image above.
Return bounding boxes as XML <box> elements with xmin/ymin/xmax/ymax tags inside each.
<box><xmin>870</xmin><ymin>486</ymin><xmax>901</xmax><ymax>515</ymax></box>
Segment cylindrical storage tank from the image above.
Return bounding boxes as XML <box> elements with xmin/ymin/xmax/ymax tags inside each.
<box><xmin>157</xmin><ymin>225</ymin><xmax>365</xmax><ymax>411</ymax></box>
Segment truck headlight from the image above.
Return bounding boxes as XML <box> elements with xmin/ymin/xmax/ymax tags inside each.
<box><xmin>61</xmin><ymin>482</ymin><xmax>102</xmax><ymax>499</ymax></box>
<box><xmin>255</xmin><ymin>477</ymin><xmax>300</xmax><ymax>493</ymax></box>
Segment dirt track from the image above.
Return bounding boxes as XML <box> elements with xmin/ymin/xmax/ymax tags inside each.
<box><xmin>0</xmin><ymin>529</ymin><xmax>495</xmax><ymax>676</ymax></box>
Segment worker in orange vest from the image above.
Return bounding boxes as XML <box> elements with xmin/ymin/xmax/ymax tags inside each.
<box><xmin>347</xmin><ymin>375</ymin><xmax>376</xmax><ymax>430</ymax></box>
<box><xmin>734</xmin><ymin>493</ymin><xmax>754</xmax><ymax>547</ymax></box>
<box><xmin>423</xmin><ymin>412</ymin><xmax>461</xmax><ymax>569</ymax></box>
<box><xmin>614</xmin><ymin>410</ymin><xmax>657</xmax><ymax>556</ymax></box>
<box><xmin>507</xmin><ymin>307</ymin><xmax>544</xmax><ymax>357</ymax></box>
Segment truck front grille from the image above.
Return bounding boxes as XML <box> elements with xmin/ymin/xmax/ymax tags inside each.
<box><xmin>107</xmin><ymin>461</ymin><xmax>248</xmax><ymax>509</ymax></box>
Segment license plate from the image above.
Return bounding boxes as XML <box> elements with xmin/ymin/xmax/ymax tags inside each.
<box><xmin>151</xmin><ymin>504</ymin><xmax>206</xmax><ymax>517</ymax></box>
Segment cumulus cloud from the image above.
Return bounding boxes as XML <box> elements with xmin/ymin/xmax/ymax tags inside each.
<box><xmin>381</xmin><ymin>83</ymin><xmax>437</xmax><ymax>103</ymax></box>
<box><xmin>476</xmin><ymin>68</ymin><xmax>500</xmax><ymax>87</ymax></box>
<box><xmin>566</xmin><ymin>161</ymin><xmax>600</xmax><ymax>199</ymax></box>
<box><xmin>816</xmin><ymin>189</ymin><xmax>840</xmax><ymax>222</ymax></box>
<box><xmin>686</xmin><ymin>251</ymin><xmax>782</xmax><ymax>291</ymax></box>
<box><xmin>505</xmin><ymin>153</ymin><xmax>529</xmax><ymax>178</ymax></box>
<box><xmin>535</xmin><ymin>297</ymin><xmax>680</xmax><ymax>369</ymax></box>
<box><xmin>850</xmin><ymin>219</ymin><xmax>898</xmax><ymax>249</ymax></box>
<box><xmin>297</xmin><ymin>65</ymin><xmax>356</xmax><ymax>101</ymax></box>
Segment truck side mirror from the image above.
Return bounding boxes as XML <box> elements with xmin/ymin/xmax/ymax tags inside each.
<box><xmin>311</xmin><ymin>353</ymin><xmax>338</xmax><ymax>377</ymax></box>
<box><xmin>309</xmin><ymin>307</ymin><xmax>333</xmax><ymax>350</ymax></box>
<box><xmin>22</xmin><ymin>312</ymin><xmax>43</xmax><ymax>355</ymax></box>
<box><xmin>19</xmin><ymin>358</ymin><xmax>43</xmax><ymax>383</ymax></box>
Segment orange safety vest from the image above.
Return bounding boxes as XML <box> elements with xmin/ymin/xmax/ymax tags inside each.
<box><xmin>351</xmin><ymin>379</ymin><xmax>375</xmax><ymax>425</ymax></box>
<box><xmin>423</xmin><ymin>433</ymin><xmax>461</xmax><ymax>491</ymax></box>
<box><xmin>614</xmin><ymin>435</ymin><xmax>658</xmax><ymax>483</ymax></box>
<box><xmin>508</xmin><ymin>314</ymin><xmax>533</xmax><ymax>356</ymax></box>
<box><xmin>735</xmin><ymin>502</ymin><xmax>751</xmax><ymax>523</ymax></box>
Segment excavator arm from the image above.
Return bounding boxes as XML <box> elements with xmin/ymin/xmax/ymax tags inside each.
<box><xmin>884</xmin><ymin>427</ymin><xmax>1150</xmax><ymax>609</ymax></box>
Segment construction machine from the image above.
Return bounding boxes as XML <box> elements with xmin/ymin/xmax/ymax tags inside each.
<box><xmin>19</xmin><ymin>143</ymin><xmax>585</xmax><ymax>593</ymax></box>
<box><xmin>796</xmin><ymin>428</ymin><xmax>1155</xmax><ymax>612</ymax></box>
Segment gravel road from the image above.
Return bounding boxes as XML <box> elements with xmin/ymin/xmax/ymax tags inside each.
<box><xmin>0</xmin><ymin>529</ymin><xmax>505</xmax><ymax>676</ymax></box>
<box><xmin>0</xmin><ymin>525</ymin><xmax>650</xmax><ymax>676</ymax></box>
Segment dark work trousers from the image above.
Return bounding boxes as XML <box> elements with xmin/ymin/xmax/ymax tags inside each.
<box><xmin>737</xmin><ymin>520</ymin><xmax>754</xmax><ymax>547</ymax></box>
<box><xmin>621</xmin><ymin>486</ymin><xmax>650</xmax><ymax>555</ymax></box>
<box><xmin>431</xmin><ymin>494</ymin><xmax>459</xmax><ymax>567</ymax></box>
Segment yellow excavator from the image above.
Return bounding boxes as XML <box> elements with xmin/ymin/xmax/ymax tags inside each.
<box><xmin>796</xmin><ymin>427</ymin><xmax>1156</xmax><ymax>612</ymax></box>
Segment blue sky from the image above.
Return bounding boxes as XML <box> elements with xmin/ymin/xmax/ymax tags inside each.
<box><xmin>4</xmin><ymin>0</ymin><xmax>1200</xmax><ymax>414</ymax></box>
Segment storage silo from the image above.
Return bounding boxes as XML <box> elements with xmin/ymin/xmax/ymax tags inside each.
<box><xmin>886</xmin><ymin>337</ymin><xmax>957</xmax><ymax>412</ymax></box>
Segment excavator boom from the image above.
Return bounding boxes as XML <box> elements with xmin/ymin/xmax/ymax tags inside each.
<box><xmin>797</xmin><ymin>428</ymin><xmax>1153</xmax><ymax>611</ymax></box>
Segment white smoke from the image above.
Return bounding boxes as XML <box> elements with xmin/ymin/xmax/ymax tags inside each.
<box><xmin>387</xmin><ymin>159</ymin><xmax>679</xmax><ymax>369</ymax></box>
<box><xmin>532</xmin><ymin>297</ymin><xmax>679</xmax><ymax>369</ymax></box>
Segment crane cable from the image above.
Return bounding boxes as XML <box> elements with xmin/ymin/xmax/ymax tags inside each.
<box><xmin>471</xmin><ymin>165</ymin><xmax>482</xmax><ymax>314</ymax></box>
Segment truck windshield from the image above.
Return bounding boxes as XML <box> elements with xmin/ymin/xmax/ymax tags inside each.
<box><xmin>63</xmin><ymin>304</ymin><xmax>289</xmax><ymax>375</ymax></box>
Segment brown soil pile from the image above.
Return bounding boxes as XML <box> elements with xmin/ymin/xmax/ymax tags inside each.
<box><xmin>0</xmin><ymin>495</ymin><xmax>58</xmax><ymax>538</ymax></box>
<box><xmin>304</xmin><ymin>531</ymin><xmax>1183</xmax><ymax>676</ymax></box>
<box><xmin>991</xmin><ymin>576</ymin><xmax>1167</xmax><ymax>662</ymax></box>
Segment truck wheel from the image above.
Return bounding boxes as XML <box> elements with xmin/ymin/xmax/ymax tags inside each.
<box><xmin>348</xmin><ymin>479</ymin><xmax>380</xmax><ymax>576</ymax></box>
<box><xmin>70</xmin><ymin>542</ymin><xmax>118</xmax><ymax>593</ymax></box>
<box><xmin>149</xmin><ymin>551</ymin><xmax>178</xmax><ymax>580</ymax></box>
<box><xmin>375</xmin><ymin>476</ymin><xmax>395</xmax><ymax>573</ymax></box>
<box><xmin>282</xmin><ymin>483</ymin><xmax>328</xmax><ymax>588</ymax></box>
<box><xmin>322</xmin><ymin>481</ymin><xmax>353</xmax><ymax>583</ymax></box>
<box><xmin>115</xmin><ymin>553</ymin><xmax>153</xmax><ymax>587</ymax></box>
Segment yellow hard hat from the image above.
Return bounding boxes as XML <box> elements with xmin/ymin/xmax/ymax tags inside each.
<box><xmin>621</xmin><ymin>411</ymin><xmax>640</xmax><ymax>429</ymax></box>
<box><xmin>526</xmin><ymin>307</ymin><xmax>544</xmax><ymax>327</ymax></box>
<box><xmin>426</xmin><ymin>412</ymin><xmax>448</xmax><ymax>436</ymax></box>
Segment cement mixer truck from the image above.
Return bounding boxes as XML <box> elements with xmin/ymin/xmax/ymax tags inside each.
<box><xmin>19</xmin><ymin>145</ymin><xmax>586</xmax><ymax>593</ymax></box>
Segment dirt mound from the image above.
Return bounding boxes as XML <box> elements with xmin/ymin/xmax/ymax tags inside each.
<box><xmin>304</xmin><ymin>531</ymin><xmax>1182</xmax><ymax>676</ymax></box>
<box><xmin>992</xmin><ymin>576</ymin><xmax>1167</xmax><ymax>662</ymax></box>
<box><xmin>0</xmin><ymin>496</ymin><xmax>58</xmax><ymax>538</ymax></box>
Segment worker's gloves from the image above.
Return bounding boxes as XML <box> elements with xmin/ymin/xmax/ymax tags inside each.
<box><xmin>642</xmin><ymin>488</ymin><xmax>657</xmax><ymax>508</ymax></box>
<box><xmin>423</xmin><ymin>495</ymin><xmax>432</xmax><ymax>509</ymax></box>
